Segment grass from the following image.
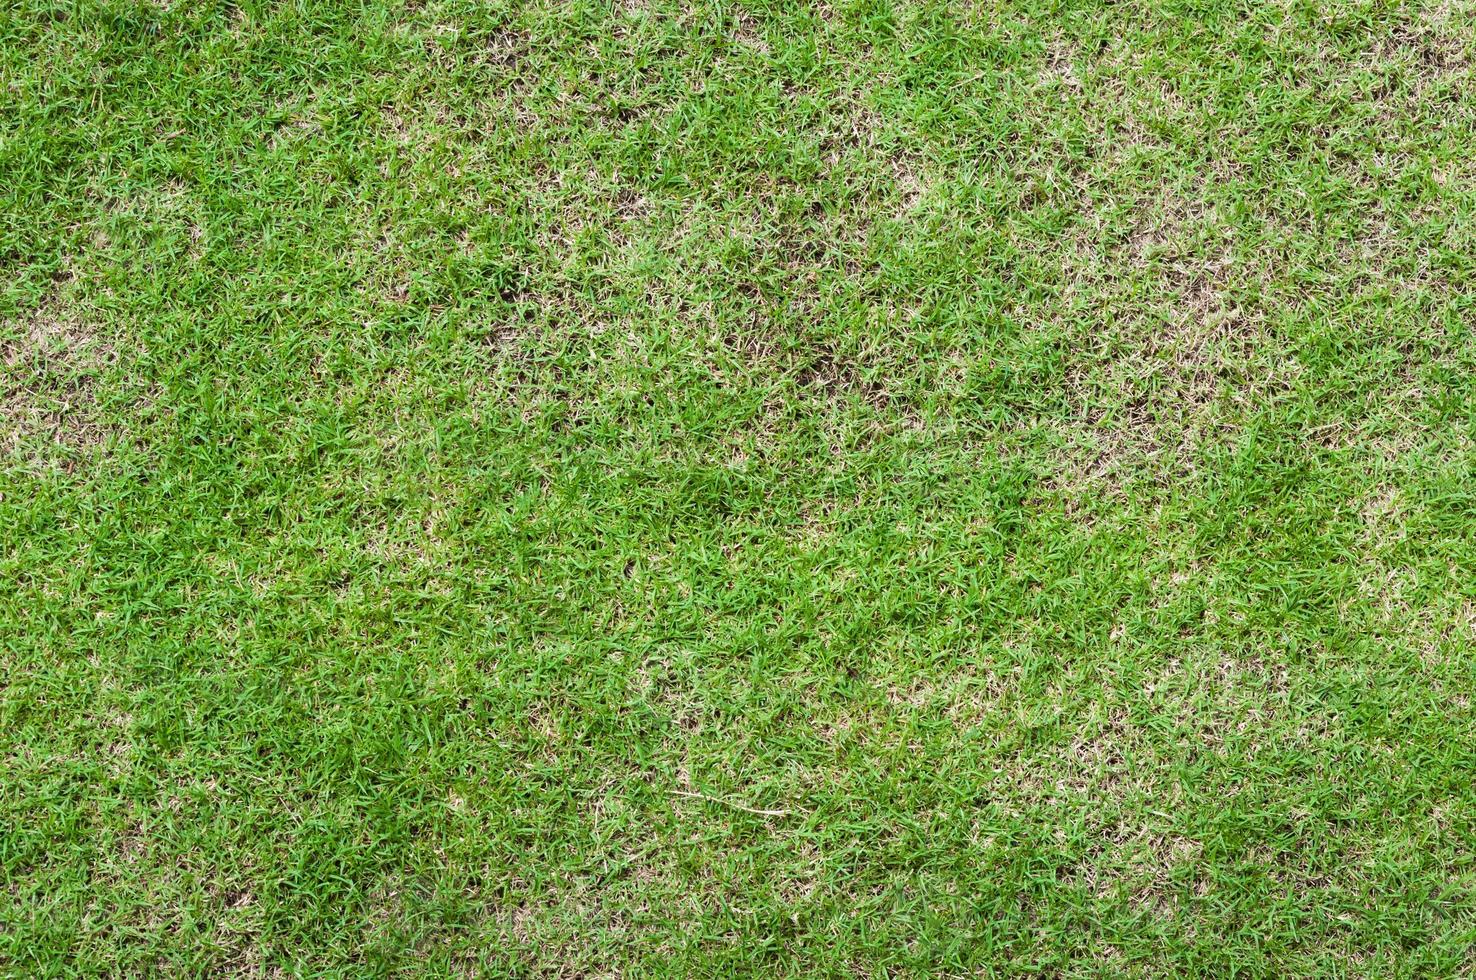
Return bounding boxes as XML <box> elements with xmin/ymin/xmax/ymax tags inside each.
<box><xmin>5</xmin><ymin>0</ymin><xmax>1476</xmax><ymax>974</ymax></box>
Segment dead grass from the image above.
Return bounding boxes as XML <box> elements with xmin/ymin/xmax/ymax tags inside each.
<box><xmin>2</xmin><ymin>299</ymin><xmax>111</xmax><ymax>458</ymax></box>
<box><xmin>1032</xmin><ymin>182</ymin><xmax>1295</xmax><ymax>493</ymax></box>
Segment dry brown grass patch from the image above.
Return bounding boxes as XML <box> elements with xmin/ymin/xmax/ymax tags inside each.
<box><xmin>1038</xmin><ymin>179</ymin><xmax>1301</xmax><ymax>495</ymax></box>
<box><xmin>2</xmin><ymin>300</ymin><xmax>114</xmax><ymax>458</ymax></box>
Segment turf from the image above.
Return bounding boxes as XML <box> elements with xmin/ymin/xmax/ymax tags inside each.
<box><xmin>5</xmin><ymin>0</ymin><xmax>1476</xmax><ymax>974</ymax></box>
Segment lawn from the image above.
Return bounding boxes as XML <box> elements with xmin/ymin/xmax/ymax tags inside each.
<box><xmin>5</xmin><ymin>0</ymin><xmax>1476</xmax><ymax>974</ymax></box>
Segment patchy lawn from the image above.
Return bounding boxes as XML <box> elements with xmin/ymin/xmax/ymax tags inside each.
<box><xmin>5</xmin><ymin>0</ymin><xmax>1476</xmax><ymax>974</ymax></box>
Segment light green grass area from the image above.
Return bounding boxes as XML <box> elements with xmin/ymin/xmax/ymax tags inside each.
<box><xmin>5</xmin><ymin>0</ymin><xmax>1476</xmax><ymax>974</ymax></box>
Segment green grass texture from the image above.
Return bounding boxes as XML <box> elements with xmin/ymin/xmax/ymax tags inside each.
<box><xmin>6</xmin><ymin>0</ymin><xmax>1476</xmax><ymax>975</ymax></box>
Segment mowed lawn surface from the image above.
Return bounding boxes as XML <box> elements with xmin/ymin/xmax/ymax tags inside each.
<box><xmin>6</xmin><ymin>0</ymin><xmax>1476</xmax><ymax>974</ymax></box>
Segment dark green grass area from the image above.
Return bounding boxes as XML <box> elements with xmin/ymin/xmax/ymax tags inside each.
<box><xmin>6</xmin><ymin>0</ymin><xmax>1476</xmax><ymax>974</ymax></box>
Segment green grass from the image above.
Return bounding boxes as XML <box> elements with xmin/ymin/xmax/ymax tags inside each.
<box><xmin>5</xmin><ymin>0</ymin><xmax>1476</xmax><ymax>974</ymax></box>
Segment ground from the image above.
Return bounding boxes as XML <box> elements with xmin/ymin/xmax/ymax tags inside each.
<box><xmin>5</xmin><ymin>0</ymin><xmax>1476</xmax><ymax>975</ymax></box>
